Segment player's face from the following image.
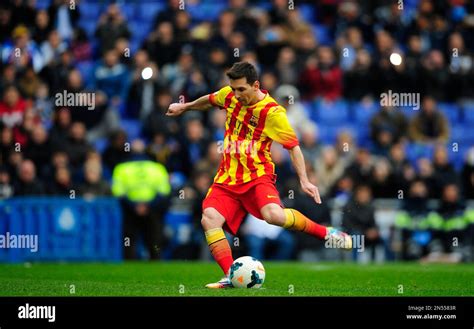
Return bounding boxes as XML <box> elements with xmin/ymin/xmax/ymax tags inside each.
<box><xmin>229</xmin><ymin>78</ymin><xmax>259</xmax><ymax>105</ymax></box>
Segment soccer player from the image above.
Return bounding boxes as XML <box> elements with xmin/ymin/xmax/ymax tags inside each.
<box><xmin>166</xmin><ymin>62</ymin><xmax>352</xmax><ymax>288</ymax></box>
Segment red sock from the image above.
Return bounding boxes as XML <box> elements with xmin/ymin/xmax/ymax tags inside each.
<box><xmin>283</xmin><ymin>208</ymin><xmax>328</xmax><ymax>240</ymax></box>
<box><xmin>205</xmin><ymin>228</ymin><xmax>234</xmax><ymax>275</ymax></box>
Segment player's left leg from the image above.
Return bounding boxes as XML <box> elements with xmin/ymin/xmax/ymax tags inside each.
<box><xmin>260</xmin><ymin>204</ymin><xmax>352</xmax><ymax>249</ymax></box>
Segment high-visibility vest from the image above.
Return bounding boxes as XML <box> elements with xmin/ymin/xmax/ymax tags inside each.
<box><xmin>112</xmin><ymin>160</ymin><xmax>171</xmax><ymax>202</ymax></box>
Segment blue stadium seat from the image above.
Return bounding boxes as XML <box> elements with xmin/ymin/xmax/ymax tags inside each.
<box><xmin>352</xmin><ymin>101</ymin><xmax>379</xmax><ymax>123</ymax></box>
<box><xmin>76</xmin><ymin>61</ymin><xmax>94</xmax><ymax>87</ymax></box>
<box><xmin>186</xmin><ymin>3</ymin><xmax>226</xmax><ymax>22</ymax></box>
<box><xmin>79</xmin><ymin>3</ymin><xmax>103</xmax><ymax>20</ymax></box>
<box><xmin>129</xmin><ymin>21</ymin><xmax>151</xmax><ymax>43</ymax></box>
<box><xmin>298</xmin><ymin>4</ymin><xmax>314</xmax><ymax>22</ymax></box>
<box><xmin>36</xmin><ymin>0</ymin><xmax>51</xmax><ymax>10</ymax></box>
<box><xmin>136</xmin><ymin>2</ymin><xmax>166</xmax><ymax>21</ymax></box>
<box><xmin>406</xmin><ymin>143</ymin><xmax>434</xmax><ymax>163</ymax></box>
<box><xmin>315</xmin><ymin>100</ymin><xmax>349</xmax><ymax>124</ymax></box>
<box><xmin>94</xmin><ymin>138</ymin><xmax>108</xmax><ymax>154</ymax></box>
<box><xmin>462</xmin><ymin>103</ymin><xmax>474</xmax><ymax>123</ymax></box>
<box><xmin>119</xmin><ymin>3</ymin><xmax>137</xmax><ymax>20</ymax></box>
<box><xmin>312</xmin><ymin>24</ymin><xmax>331</xmax><ymax>45</ymax></box>
<box><xmin>318</xmin><ymin>123</ymin><xmax>360</xmax><ymax>146</ymax></box>
<box><xmin>121</xmin><ymin>119</ymin><xmax>142</xmax><ymax>140</ymax></box>
<box><xmin>437</xmin><ymin>103</ymin><xmax>460</xmax><ymax>123</ymax></box>
<box><xmin>79</xmin><ymin>19</ymin><xmax>97</xmax><ymax>38</ymax></box>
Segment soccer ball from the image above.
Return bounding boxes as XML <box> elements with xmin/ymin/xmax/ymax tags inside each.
<box><xmin>229</xmin><ymin>256</ymin><xmax>265</xmax><ymax>289</ymax></box>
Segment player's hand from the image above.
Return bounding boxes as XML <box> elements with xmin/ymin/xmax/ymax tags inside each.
<box><xmin>166</xmin><ymin>103</ymin><xmax>187</xmax><ymax>116</ymax></box>
<box><xmin>300</xmin><ymin>180</ymin><xmax>322</xmax><ymax>204</ymax></box>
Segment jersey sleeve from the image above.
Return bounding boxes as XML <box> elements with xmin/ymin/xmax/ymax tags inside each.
<box><xmin>208</xmin><ymin>86</ymin><xmax>233</xmax><ymax>108</ymax></box>
<box><xmin>264</xmin><ymin>106</ymin><xmax>299</xmax><ymax>149</ymax></box>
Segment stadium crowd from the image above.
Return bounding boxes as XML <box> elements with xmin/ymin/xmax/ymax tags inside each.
<box><xmin>0</xmin><ymin>0</ymin><xmax>473</xmax><ymax>262</ymax></box>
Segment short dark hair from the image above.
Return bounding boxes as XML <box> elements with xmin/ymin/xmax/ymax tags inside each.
<box><xmin>226</xmin><ymin>62</ymin><xmax>258</xmax><ymax>85</ymax></box>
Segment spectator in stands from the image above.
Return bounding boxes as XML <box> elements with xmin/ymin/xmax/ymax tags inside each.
<box><xmin>93</xmin><ymin>49</ymin><xmax>130</xmax><ymax>107</ymax></box>
<box><xmin>0</xmin><ymin>166</ymin><xmax>13</xmax><ymax>199</ymax></box>
<box><xmin>14</xmin><ymin>159</ymin><xmax>44</xmax><ymax>195</ymax></box>
<box><xmin>112</xmin><ymin>139</ymin><xmax>171</xmax><ymax>260</ymax></box>
<box><xmin>103</xmin><ymin>129</ymin><xmax>130</xmax><ymax>172</ymax></box>
<box><xmin>446</xmin><ymin>32</ymin><xmax>473</xmax><ymax>102</ymax></box>
<box><xmin>65</xmin><ymin>122</ymin><xmax>92</xmax><ymax>170</ymax></box>
<box><xmin>204</xmin><ymin>47</ymin><xmax>228</xmax><ymax>91</ymax></box>
<box><xmin>145</xmin><ymin>21</ymin><xmax>181</xmax><ymax>69</ymax></box>
<box><xmin>344</xmin><ymin>148</ymin><xmax>374</xmax><ymax>186</ymax></box>
<box><xmin>127</xmin><ymin>50</ymin><xmax>161</xmax><ymax>120</ymax></box>
<box><xmin>41</xmin><ymin>150</ymin><xmax>70</xmax><ymax>182</ymax></box>
<box><xmin>342</xmin><ymin>184</ymin><xmax>382</xmax><ymax>261</ymax></box>
<box><xmin>143</xmin><ymin>89</ymin><xmax>178</xmax><ymax>139</ymax></box>
<box><xmin>0</xmin><ymin>64</ymin><xmax>17</xmax><ymax>95</ymax></box>
<box><xmin>432</xmin><ymin>145</ymin><xmax>459</xmax><ymax>193</ymax></box>
<box><xmin>335</xmin><ymin>130</ymin><xmax>357</xmax><ymax>168</ymax></box>
<box><xmin>208</xmin><ymin>108</ymin><xmax>226</xmax><ymax>141</ymax></box>
<box><xmin>182</xmin><ymin>117</ymin><xmax>210</xmax><ymax>171</ymax></box>
<box><xmin>343</xmin><ymin>48</ymin><xmax>376</xmax><ymax>101</ymax></box>
<box><xmin>48</xmin><ymin>0</ymin><xmax>80</xmax><ymax>41</ymax></box>
<box><xmin>433</xmin><ymin>184</ymin><xmax>466</xmax><ymax>258</ymax></box>
<box><xmin>0</xmin><ymin>85</ymin><xmax>28</xmax><ymax>130</ymax></box>
<box><xmin>388</xmin><ymin>143</ymin><xmax>411</xmax><ymax>192</ymax></box>
<box><xmin>420</xmin><ymin>50</ymin><xmax>449</xmax><ymax>101</ymax></box>
<box><xmin>24</xmin><ymin>124</ymin><xmax>51</xmax><ymax>174</ymax></box>
<box><xmin>70</xmin><ymin>27</ymin><xmax>92</xmax><ymax>63</ymax></box>
<box><xmin>416</xmin><ymin>157</ymin><xmax>437</xmax><ymax>198</ymax></box>
<box><xmin>461</xmin><ymin>147</ymin><xmax>474</xmax><ymax>200</ymax></box>
<box><xmin>397</xmin><ymin>179</ymin><xmax>432</xmax><ymax>260</ymax></box>
<box><xmin>32</xmin><ymin>10</ymin><xmax>52</xmax><ymax>44</ymax></box>
<box><xmin>2</xmin><ymin>25</ymin><xmax>44</xmax><ymax>72</ymax></box>
<box><xmin>18</xmin><ymin>65</ymin><xmax>42</xmax><ymax>99</ymax></box>
<box><xmin>33</xmin><ymin>82</ymin><xmax>53</xmax><ymax>126</ymax></box>
<box><xmin>0</xmin><ymin>125</ymin><xmax>14</xmax><ymax>164</ymax></box>
<box><xmin>48</xmin><ymin>166</ymin><xmax>74</xmax><ymax>195</ymax></box>
<box><xmin>40</xmin><ymin>30</ymin><xmax>67</xmax><ymax>67</ymax></box>
<box><xmin>370</xmin><ymin>105</ymin><xmax>408</xmax><ymax>153</ymax></box>
<box><xmin>298</xmin><ymin>121</ymin><xmax>321</xmax><ymax>165</ymax></box>
<box><xmin>146</xmin><ymin>132</ymin><xmax>172</xmax><ymax>168</ymax></box>
<box><xmin>369</xmin><ymin>158</ymin><xmax>397</xmax><ymax>198</ymax></box>
<box><xmin>314</xmin><ymin>146</ymin><xmax>345</xmax><ymax>198</ymax></box>
<box><xmin>84</xmin><ymin>91</ymin><xmax>121</xmax><ymax>142</ymax></box>
<box><xmin>0</xmin><ymin>5</ymin><xmax>14</xmax><ymax>43</ymax></box>
<box><xmin>274</xmin><ymin>84</ymin><xmax>309</xmax><ymax>134</ymax></box>
<box><xmin>153</xmin><ymin>0</ymin><xmax>181</xmax><ymax>28</ymax></box>
<box><xmin>331</xmin><ymin>174</ymin><xmax>354</xmax><ymax>209</ymax></box>
<box><xmin>299</xmin><ymin>46</ymin><xmax>342</xmax><ymax>101</ymax></box>
<box><xmin>408</xmin><ymin>96</ymin><xmax>449</xmax><ymax>143</ymax></box>
<box><xmin>337</xmin><ymin>26</ymin><xmax>365</xmax><ymax>72</ymax></box>
<box><xmin>95</xmin><ymin>3</ymin><xmax>130</xmax><ymax>54</ymax></box>
<box><xmin>78</xmin><ymin>159</ymin><xmax>110</xmax><ymax>198</ymax></box>
<box><xmin>39</xmin><ymin>48</ymin><xmax>74</xmax><ymax>95</ymax></box>
<box><xmin>275</xmin><ymin>47</ymin><xmax>298</xmax><ymax>86</ymax></box>
<box><xmin>194</xmin><ymin>141</ymin><xmax>222</xmax><ymax>177</ymax></box>
<box><xmin>49</xmin><ymin>108</ymin><xmax>71</xmax><ymax>151</ymax></box>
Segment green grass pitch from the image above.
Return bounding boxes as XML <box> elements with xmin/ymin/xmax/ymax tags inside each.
<box><xmin>0</xmin><ymin>262</ymin><xmax>473</xmax><ymax>296</ymax></box>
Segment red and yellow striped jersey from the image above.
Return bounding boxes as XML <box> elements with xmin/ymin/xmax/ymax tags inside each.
<box><xmin>209</xmin><ymin>85</ymin><xmax>299</xmax><ymax>185</ymax></box>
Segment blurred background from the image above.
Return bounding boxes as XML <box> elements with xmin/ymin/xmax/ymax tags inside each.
<box><xmin>0</xmin><ymin>0</ymin><xmax>473</xmax><ymax>264</ymax></box>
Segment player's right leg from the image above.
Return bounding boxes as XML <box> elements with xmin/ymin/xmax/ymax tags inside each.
<box><xmin>202</xmin><ymin>207</ymin><xmax>234</xmax><ymax>289</ymax></box>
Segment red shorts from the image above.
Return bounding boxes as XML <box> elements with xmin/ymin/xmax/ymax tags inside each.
<box><xmin>202</xmin><ymin>175</ymin><xmax>283</xmax><ymax>235</ymax></box>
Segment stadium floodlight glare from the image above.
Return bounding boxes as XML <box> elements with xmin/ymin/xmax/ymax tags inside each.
<box><xmin>141</xmin><ymin>67</ymin><xmax>153</xmax><ymax>80</ymax></box>
<box><xmin>389</xmin><ymin>53</ymin><xmax>402</xmax><ymax>66</ymax></box>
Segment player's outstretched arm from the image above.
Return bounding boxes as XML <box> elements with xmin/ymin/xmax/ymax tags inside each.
<box><xmin>288</xmin><ymin>145</ymin><xmax>322</xmax><ymax>204</ymax></box>
<box><xmin>165</xmin><ymin>94</ymin><xmax>213</xmax><ymax>116</ymax></box>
